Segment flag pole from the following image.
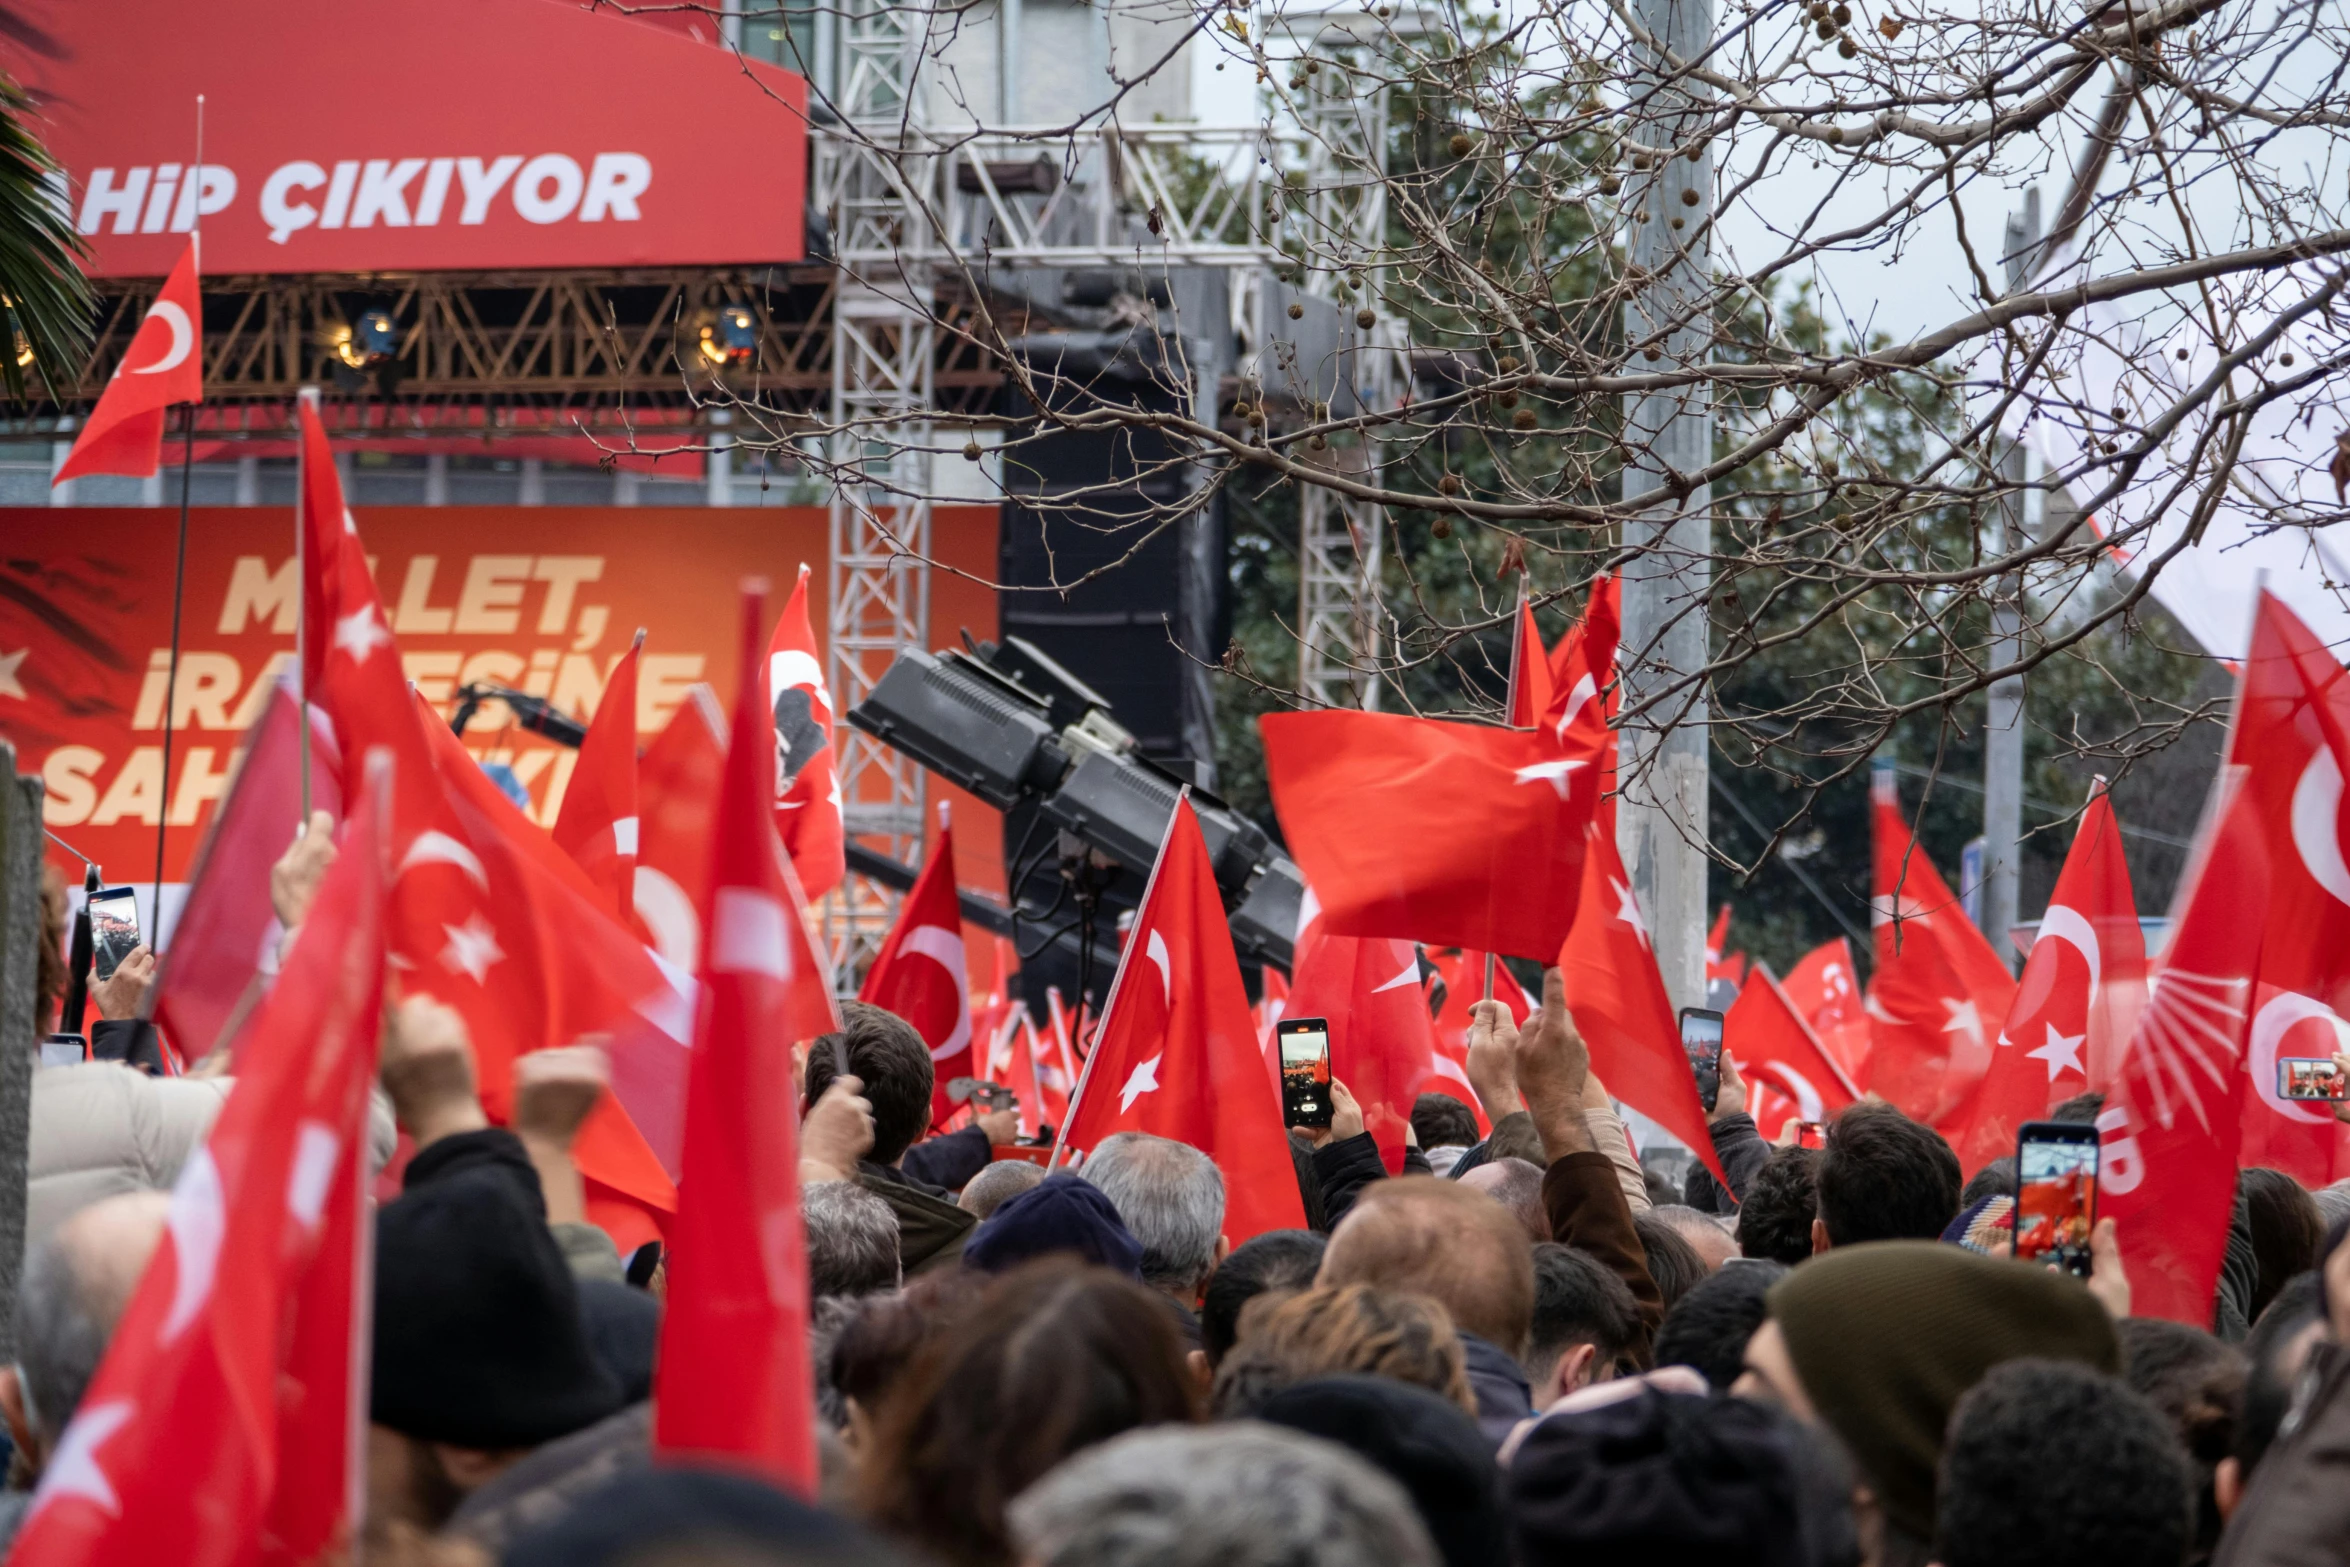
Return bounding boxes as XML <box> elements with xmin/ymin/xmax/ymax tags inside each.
<box><xmin>296</xmin><ymin>386</ymin><xmax>314</xmax><ymax>821</ymax></box>
<box><xmin>151</xmin><ymin>94</ymin><xmax>205</xmax><ymax>944</ymax></box>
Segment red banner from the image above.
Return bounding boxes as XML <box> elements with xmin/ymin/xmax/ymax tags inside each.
<box><xmin>0</xmin><ymin>506</ymin><xmax>999</xmax><ymax>891</ymax></box>
<box><xmin>8</xmin><ymin>0</ymin><xmax>807</xmax><ymax>277</ymax></box>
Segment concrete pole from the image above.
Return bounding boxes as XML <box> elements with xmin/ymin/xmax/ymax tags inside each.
<box><xmin>1617</xmin><ymin>0</ymin><xmax>1713</xmax><ymax>1014</ymax></box>
<box><xmin>1982</xmin><ymin>189</ymin><xmax>2042</xmax><ymax>968</ymax></box>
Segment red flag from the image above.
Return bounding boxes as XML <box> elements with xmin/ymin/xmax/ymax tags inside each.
<box><xmin>553</xmin><ymin>632</ymin><xmax>646</xmax><ymax>932</ymax></box>
<box><xmin>1557</xmin><ymin>821</ymin><xmax>1730</xmax><ymax>1190</ymax></box>
<box><xmin>1949</xmin><ymin>791</ymin><xmax>2146</xmax><ymax>1174</ymax></box>
<box><xmin>1507</xmin><ymin>585</ymin><xmax>1553</xmax><ymax>728</ymax></box>
<box><xmin>766</xmin><ymin>565</ymin><xmax>844</xmax><ymax>900</ymax></box>
<box><xmin>53</xmin><ymin>239</ymin><xmax>202</xmax><ymax>483</ymax></box>
<box><xmin>1703</xmin><ymin>905</ymin><xmax>1748</xmax><ymax>990</ymax></box>
<box><xmin>1865</xmin><ymin>772</ymin><xmax>2018</xmax><ymax>1126</ymax></box>
<box><xmin>10</xmin><ymin>756</ymin><xmax>386</xmax><ymax>1567</ymax></box>
<box><xmin>1285</xmin><ymin>928</ymin><xmax>1438</xmax><ymax>1174</ymax></box>
<box><xmin>634</xmin><ymin>684</ymin><xmax>728</xmax><ymax>975</ymax></box>
<box><xmin>859</xmin><ymin>820</ymin><xmax>972</xmax><ymax>1129</ymax></box>
<box><xmin>1542</xmin><ymin>573</ymin><xmax>1619</xmax><ymax>751</ymax></box>
<box><xmin>1262</xmin><ymin>709</ymin><xmax>1604</xmax><ymax>959</ymax></box>
<box><xmin>1781</xmin><ymin>937</ymin><xmax>1869</xmax><ymax>1082</ymax></box>
<box><xmin>1055</xmin><ymin>797</ymin><xmax>1307</xmax><ymax>1242</ymax></box>
<box><xmin>1425</xmin><ymin>949</ymin><xmax>1531</xmax><ymax>1132</ymax></box>
<box><xmin>1725</xmin><ymin>965</ymin><xmax>1860</xmax><ymax>1141</ymax></box>
<box><xmin>149</xmin><ymin>679</ymin><xmax>343</xmax><ymax>1066</ymax></box>
<box><xmin>2101</xmin><ymin>789</ymin><xmax>2267</xmax><ymax>1325</ymax></box>
<box><xmin>654</xmin><ymin>583</ymin><xmax>819</xmax><ymax>1493</ymax></box>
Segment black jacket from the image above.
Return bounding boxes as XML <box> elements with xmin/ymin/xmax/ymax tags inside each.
<box><xmin>1458</xmin><ymin>1330</ymin><xmax>1534</xmax><ymax>1446</ymax></box>
<box><xmin>1681</xmin><ymin>1113</ymin><xmax>1769</xmax><ymax>1214</ymax></box>
<box><xmin>900</xmin><ymin>1124</ymin><xmax>993</xmax><ymax>1193</ymax></box>
<box><xmin>1312</xmin><ymin>1131</ymin><xmax>1435</xmax><ymax>1228</ymax></box>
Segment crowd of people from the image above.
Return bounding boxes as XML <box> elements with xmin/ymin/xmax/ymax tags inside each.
<box><xmin>10</xmin><ymin>846</ymin><xmax>2350</xmax><ymax>1567</ymax></box>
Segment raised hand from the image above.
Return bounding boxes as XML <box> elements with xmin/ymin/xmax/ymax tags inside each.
<box><xmin>1514</xmin><ymin>967</ymin><xmax>1595</xmax><ymax>1160</ymax></box>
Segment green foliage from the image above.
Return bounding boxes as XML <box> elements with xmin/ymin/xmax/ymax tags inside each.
<box><xmin>0</xmin><ymin>72</ymin><xmax>89</xmax><ymax>404</ymax></box>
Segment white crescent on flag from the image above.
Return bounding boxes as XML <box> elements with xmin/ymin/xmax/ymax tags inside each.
<box><xmin>2247</xmin><ymin>990</ymin><xmax>2344</xmax><ymax>1126</ymax></box>
<box><xmin>131</xmin><ymin>301</ymin><xmax>195</xmax><ymax>376</ymax></box>
<box><xmin>1146</xmin><ymin>930</ymin><xmax>1172</xmax><ymax>1004</ymax></box>
<box><xmin>2290</xmin><ymin>750</ymin><xmax>2350</xmax><ymax>908</ymax></box>
<box><xmin>901</xmin><ymin>923</ymin><xmax>973</xmax><ymax>1061</ymax></box>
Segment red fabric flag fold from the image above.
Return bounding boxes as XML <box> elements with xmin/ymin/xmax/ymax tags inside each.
<box><xmin>553</xmin><ymin>633</ymin><xmax>647</xmax><ymax>933</ymax></box>
<box><xmin>767</xmin><ymin>564</ymin><xmax>845</xmax><ymax>900</ymax></box>
<box><xmin>54</xmin><ymin>239</ymin><xmax>202</xmax><ymax>483</ymax></box>
<box><xmin>860</xmin><ymin>822</ymin><xmax>973</xmax><ymax>1129</ymax></box>
<box><xmin>1285</xmin><ymin>926</ymin><xmax>1439</xmax><ymax>1174</ymax></box>
<box><xmin>1725</xmin><ymin>965</ymin><xmax>1860</xmax><ymax>1142</ymax></box>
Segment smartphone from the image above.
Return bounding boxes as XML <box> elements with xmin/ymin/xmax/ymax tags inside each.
<box><xmin>2013</xmin><ymin>1120</ymin><xmax>2100</xmax><ymax>1277</ymax></box>
<box><xmin>1680</xmin><ymin>1008</ymin><xmax>1725</xmax><ymax>1113</ymax></box>
<box><xmin>86</xmin><ymin>887</ymin><xmax>141</xmax><ymax>981</ymax></box>
<box><xmin>1795</xmin><ymin>1121</ymin><xmax>1825</xmax><ymax>1149</ymax></box>
<box><xmin>2279</xmin><ymin>1057</ymin><xmax>2350</xmax><ymax>1101</ymax></box>
<box><xmin>38</xmin><ymin>1035</ymin><xmax>87</xmax><ymax>1068</ymax></box>
<box><xmin>1278</xmin><ymin>1017</ymin><xmax>1334</xmax><ymax>1129</ymax></box>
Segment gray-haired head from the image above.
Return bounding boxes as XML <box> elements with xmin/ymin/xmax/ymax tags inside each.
<box><xmin>1080</xmin><ymin>1133</ymin><xmax>1226</xmax><ymax>1297</ymax></box>
<box><xmin>802</xmin><ymin>1180</ymin><xmax>902</xmax><ymax>1299</ymax></box>
<box><xmin>1009</xmin><ymin>1421</ymin><xmax>1439</xmax><ymax>1567</ymax></box>
<box><xmin>14</xmin><ymin>1191</ymin><xmax>169</xmax><ymax>1449</ymax></box>
<box><xmin>960</xmin><ymin>1158</ymin><xmax>1047</xmax><ymax>1220</ymax></box>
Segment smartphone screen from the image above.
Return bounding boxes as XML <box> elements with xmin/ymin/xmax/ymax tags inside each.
<box><xmin>1680</xmin><ymin>1008</ymin><xmax>1724</xmax><ymax>1112</ymax></box>
<box><xmin>2013</xmin><ymin>1121</ymin><xmax>2099</xmax><ymax>1277</ymax></box>
<box><xmin>38</xmin><ymin>1035</ymin><xmax>86</xmax><ymax>1068</ymax></box>
<box><xmin>87</xmin><ymin>888</ymin><xmax>142</xmax><ymax>981</ymax></box>
<box><xmin>1278</xmin><ymin>1018</ymin><xmax>1333</xmax><ymax>1129</ymax></box>
<box><xmin>1796</xmin><ymin>1121</ymin><xmax>1825</xmax><ymax>1149</ymax></box>
<box><xmin>2280</xmin><ymin>1057</ymin><xmax>2350</xmax><ymax>1101</ymax></box>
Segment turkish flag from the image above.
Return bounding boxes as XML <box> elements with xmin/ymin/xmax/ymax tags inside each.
<box><xmin>149</xmin><ymin>677</ymin><xmax>343</xmax><ymax>1067</ymax></box>
<box><xmin>1558</xmin><ymin>821</ymin><xmax>1731</xmax><ymax>1189</ymax></box>
<box><xmin>1546</xmin><ymin>573</ymin><xmax>1619</xmax><ymax>751</ymax></box>
<box><xmin>1781</xmin><ymin>937</ymin><xmax>1869</xmax><ymax>1083</ymax></box>
<box><xmin>53</xmin><ymin>239</ymin><xmax>202</xmax><ymax>484</ymax></box>
<box><xmin>1056</xmin><ymin>796</ymin><xmax>1307</xmax><ymax>1242</ymax></box>
<box><xmin>1043</xmin><ymin>987</ymin><xmax>1083</xmax><ymax>1118</ymax></box>
<box><xmin>1508</xmin><ymin>586</ymin><xmax>1554</xmax><ymax>727</ymax></box>
<box><xmin>2101</xmin><ymin>787</ymin><xmax>2268</xmax><ymax>1325</ymax></box>
<box><xmin>1262</xmin><ymin>708</ymin><xmax>1604</xmax><ymax>959</ymax></box>
<box><xmin>634</xmin><ymin>685</ymin><xmax>727</xmax><ymax>975</ymax></box>
<box><xmin>1725</xmin><ymin>965</ymin><xmax>1860</xmax><ymax>1142</ymax></box>
<box><xmin>1704</xmin><ymin>904</ymin><xmax>1749</xmax><ymax>992</ymax></box>
<box><xmin>1864</xmin><ymin>772</ymin><xmax>2018</xmax><ymax>1126</ymax></box>
<box><xmin>654</xmin><ymin>583</ymin><xmax>820</xmax><ymax>1494</ymax></box>
<box><xmin>860</xmin><ymin>822</ymin><xmax>973</xmax><ymax>1129</ymax></box>
<box><xmin>1425</xmin><ymin>948</ymin><xmax>1531</xmax><ymax>1132</ymax></box>
<box><xmin>553</xmin><ymin>633</ymin><xmax>646</xmax><ymax>932</ymax></box>
<box><xmin>767</xmin><ymin>564</ymin><xmax>844</xmax><ymax>900</ymax></box>
<box><xmin>1949</xmin><ymin>791</ymin><xmax>2146</xmax><ymax>1174</ymax></box>
<box><xmin>9</xmin><ymin>754</ymin><xmax>386</xmax><ymax>1567</ymax></box>
<box><xmin>1286</xmin><ymin>924</ymin><xmax>1439</xmax><ymax>1174</ymax></box>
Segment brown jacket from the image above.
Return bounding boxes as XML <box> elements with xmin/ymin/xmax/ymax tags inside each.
<box><xmin>2214</xmin><ymin>1339</ymin><xmax>2350</xmax><ymax>1567</ymax></box>
<box><xmin>1541</xmin><ymin>1150</ymin><xmax>1665</xmax><ymax>1364</ymax></box>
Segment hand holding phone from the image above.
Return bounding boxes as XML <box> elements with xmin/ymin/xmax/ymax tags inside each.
<box><xmin>1680</xmin><ymin>1008</ymin><xmax>1724</xmax><ymax>1113</ymax></box>
<box><xmin>87</xmin><ymin>887</ymin><xmax>141</xmax><ymax>982</ymax></box>
<box><xmin>2013</xmin><ymin>1120</ymin><xmax>2100</xmax><ymax>1278</ymax></box>
<box><xmin>1278</xmin><ymin>1018</ymin><xmax>1333</xmax><ymax>1130</ymax></box>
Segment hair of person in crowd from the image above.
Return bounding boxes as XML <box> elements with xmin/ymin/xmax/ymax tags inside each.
<box><xmin>1738</xmin><ymin>1147</ymin><xmax>1821</xmax><ymax>1267</ymax></box>
<box><xmin>2236</xmin><ymin>1167</ymin><xmax>2322</xmax><ymax>1326</ymax></box>
<box><xmin>1319</xmin><ymin>1176</ymin><xmax>1536</xmax><ymax>1359</ymax></box>
<box><xmin>1641</xmin><ymin>1166</ymin><xmax>1681</xmax><ymax>1209</ymax></box>
<box><xmin>1079</xmin><ymin>1132</ymin><xmax>1229</xmax><ymax>1301</ymax></box>
<box><xmin>958</xmin><ymin>1159</ymin><xmax>1045</xmax><ymax>1220</ymax></box>
<box><xmin>962</xmin><ymin>1172</ymin><xmax>1144</xmax><ymax>1280</ymax></box>
<box><xmin>804</xmin><ymin>1180</ymin><xmax>904</xmax><ymax>1300</ymax></box>
<box><xmin>1653</xmin><ymin>1259</ymin><xmax>1788</xmax><ymax>1391</ymax></box>
<box><xmin>3</xmin><ymin>1191</ymin><xmax>167</xmax><ymax>1467</ymax></box>
<box><xmin>1456</xmin><ymin>1157</ymin><xmax>1550</xmax><ymax>1244</ymax></box>
<box><xmin>502</xmin><ymin>1465</ymin><xmax>917</xmax><ymax>1567</ymax></box>
<box><xmin>1507</xmin><ymin>1386</ymin><xmax>1860</xmax><ymax>1567</ymax></box>
<box><xmin>2116</xmin><ymin>1317</ymin><xmax>2243</xmax><ymax>1564</ymax></box>
<box><xmin>1198</xmin><ymin>1229</ymin><xmax>1327</xmax><ymax>1368</ymax></box>
<box><xmin>1209</xmin><ymin>1283</ymin><xmax>1475</xmax><ymax>1419</ymax></box>
<box><xmin>2313</xmin><ymin>1177</ymin><xmax>2350</xmax><ymax>1234</ymax></box>
<box><xmin>1812</xmin><ymin>1103</ymin><xmax>1962</xmax><ymax>1251</ymax></box>
<box><xmin>827</xmin><ymin>1271</ymin><xmax>989</xmax><ymax>1453</ymax></box>
<box><xmin>1251</xmin><ymin>1375</ymin><xmax>1505</xmax><ymax>1567</ymax></box>
<box><xmin>1411</xmin><ymin>1093</ymin><xmax>1480</xmax><ymax>1155</ymax></box>
<box><xmin>1935</xmin><ymin>1358</ymin><xmax>2194</xmax><ymax>1567</ymax></box>
<box><xmin>803</xmin><ymin>1001</ymin><xmax>935</xmax><ymax>1168</ymax></box>
<box><xmin>855</xmin><ymin>1258</ymin><xmax>1199</xmax><ymax>1567</ymax></box>
<box><xmin>1524</xmin><ymin>1242</ymin><xmax>1641</xmax><ymax>1404</ymax></box>
<box><xmin>1007</xmin><ymin>1420</ymin><xmax>1440</xmax><ymax>1567</ymax></box>
<box><xmin>2049</xmin><ymin>1091</ymin><xmax>2105</xmax><ymax>1122</ymax></box>
<box><xmin>1633</xmin><ymin>1211</ymin><xmax>1708</xmax><ymax>1314</ymax></box>
<box><xmin>1651</xmin><ymin>1204</ymin><xmax>1737</xmax><ymax>1274</ymax></box>
<box><xmin>2222</xmin><ymin>1269</ymin><xmax>2324</xmax><ymax>1509</ymax></box>
<box><xmin>1959</xmin><ymin>1155</ymin><xmax>2016</xmax><ymax>1212</ymax></box>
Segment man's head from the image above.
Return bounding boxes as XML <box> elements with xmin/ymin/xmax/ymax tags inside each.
<box><xmin>2116</xmin><ymin>1317</ymin><xmax>2241</xmax><ymax>1560</ymax></box>
<box><xmin>1812</xmin><ymin>1103</ymin><xmax>1960</xmax><ymax>1251</ymax></box>
<box><xmin>1738</xmin><ymin>1147</ymin><xmax>1820</xmax><ymax>1266</ymax></box>
<box><xmin>805</xmin><ymin>1180</ymin><xmax>903</xmax><ymax>1298</ymax></box>
<box><xmin>1961</xmin><ymin>1156</ymin><xmax>2016</xmax><ymax>1211</ymax></box>
<box><xmin>1081</xmin><ymin>1133</ymin><xmax>1229</xmax><ymax>1300</ymax></box>
<box><xmin>1651</xmin><ymin>1205</ymin><xmax>1737</xmax><ymax>1274</ymax></box>
<box><xmin>804</xmin><ymin>1001</ymin><xmax>934</xmax><ymax>1168</ymax></box>
<box><xmin>1411</xmin><ymin>1094</ymin><xmax>1480</xmax><ymax>1154</ymax></box>
<box><xmin>1633</xmin><ymin>1211</ymin><xmax>1708</xmax><ymax>1312</ymax></box>
<box><xmin>1320</xmin><ymin>1177</ymin><xmax>1535</xmax><ymax>1356</ymax></box>
<box><xmin>1457</xmin><ymin>1158</ymin><xmax>1549</xmax><ymax>1243</ymax></box>
<box><xmin>1524</xmin><ymin>1243</ymin><xmax>1639</xmax><ymax>1404</ymax></box>
<box><xmin>959</xmin><ymin>1158</ymin><xmax>1045</xmax><ymax>1219</ymax></box>
<box><xmin>3</xmin><ymin>1191</ymin><xmax>168</xmax><ymax>1466</ymax></box>
<box><xmin>1211</xmin><ymin>1284</ymin><xmax>1474</xmax><ymax>1418</ymax></box>
<box><xmin>2223</xmin><ymin>1271</ymin><xmax>2324</xmax><ymax>1511</ymax></box>
<box><xmin>1201</xmin><ymin>1230</ymin><xmax>1328</xmax><ymax>1366</ymax></box>
<box><xmin>963</xmin><ymin>1172</ymin><xmax>1144</xmax><ymax>1280</ymax></box>
<box><xmin>1937</xmin><ymin>1359</ymin><xmax>2193</xmax><ymax>1567</ymax></box>
<box><xmin>1009</xmin><ymin>1422</ymin><xmax>1440</xmax><ymax>1567</ymax></box>
<box><xmin>1653</xmin><ymin>1260</ymin><xmax>1785</xmax><ymax>1390</ymax></box>
<box><xmin>2237</xmin><ymin>1167</ymin><xmax>2322</xmax><ymax>1324</ymax></box>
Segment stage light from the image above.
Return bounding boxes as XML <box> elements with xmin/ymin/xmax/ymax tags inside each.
<box><xmin>699</xmin><ymin>303</ymin><xmax>757</xmax><ymax>367</ymax></box>
<box><xmin>334</xmin><ymin>309</ymin><xmax>398</xmax><ymax>369</ymax></box>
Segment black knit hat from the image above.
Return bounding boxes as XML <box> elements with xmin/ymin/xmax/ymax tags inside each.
<box><xmin>373</xmin><ymin>1165</ymin><xmax>625</xmax><ymax>1449</ymax></box>
<box><xmin>1507</xmin><ymin>1387</ymin><xmax>1860</xmax><ymax>1567</ymax></box>
<box><xmin>502</xmin><ymin>1465</ymin><xmax>909</xmax><ymax>1567</ymax></box>
<box><xmin>963</xmin><ymin>1172</ymin><xmax>1144</xmax><ymax>1280</ymax></box>
<box><xmin>1257</xmin><ymin>1375</ymin><xmax>1507</xmax><ymax>1567</ymax></box>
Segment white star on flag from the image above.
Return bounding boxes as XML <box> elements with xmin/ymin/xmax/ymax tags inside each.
<box><xmin>439</xmin><ymin>912</ymin><xmax>506</xmax><ymax>983</ymax></box>
<box><xmin>161</xmin><ymin>1149</ymin><xmax>224</xmax><ymax>1344</ymax></box>
<box><xmin>0</xmin><ymin>647</ymin><xmax>25</xmax><ymax>700</ymax></box>
<box><xmin>1119</xmin><ymin>1053</ymin><xmax>1163</xmax><ymax>1113</ymax></box>
<box><xmin>333</xmin><ymin>605</ymin><xmax>392</xmax><ymax>663</ymax></box>
<box><xmin>1939</xmin><ymin>997</ymin><xmax>1985</xmax><ymax>1049</ymax></box>
<box><xmin>2026</xmin><ymin>1023</ymin><xmax>2087</xmax><ymax>1081</ymax></box>
<box><xmin>1512</xmin><ymin>758</ymin><xmax>1584</xmax><ymax>799</ymax></box>
<box><xmin>31</xmin><ymin>1399</ymin><xmax>133</xmax><ymax>1520</ymax></box>
<box><xmin>1610</xmin><ymin>877</ymin><xmax>1651</xmax><ymax>950</ymax></box>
